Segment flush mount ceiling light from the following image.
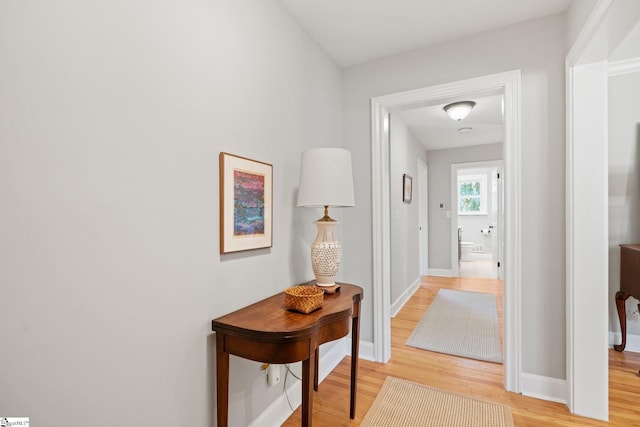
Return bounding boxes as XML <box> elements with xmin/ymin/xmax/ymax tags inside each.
<box><xmin>443</xmin><ymin>101</ymin><xmax>476</xmax><ymax>121</ymax></box>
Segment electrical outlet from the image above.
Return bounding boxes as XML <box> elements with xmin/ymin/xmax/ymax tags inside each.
<box><xmin>267</xmin><ymin>364</ymin><xmax>280</xmax><ymax>386</ymax></box>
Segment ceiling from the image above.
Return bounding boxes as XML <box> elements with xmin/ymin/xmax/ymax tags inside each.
<box><xmin>279</xmin><ymin>0</ymin><xmax>572</xmax><ymax>150</ymax></box>
<box><xmin>279</xmin><ymin>0</ymin><xmax>572</xmax><ymax>68</ymax></box>
<box><xmin>280</xmin><ymin>0</ymin><xmax>572</xmax><ymax>150</ymax></box>
<box><xmin>395</xmin><ymin>94</ymin><xmax>504</xmax><ymax>151</ymax></box>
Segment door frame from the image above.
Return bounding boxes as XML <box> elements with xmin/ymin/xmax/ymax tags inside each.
<box><xmin>566</xmin><ymin>0</ymin><xmax>640</xmax><ymax>420</ymax></box>
<box><xmin>418</xmin><ymin>158</ymin><xmax>429</xmax><ymax>276</ymax></box>
<box><xmin>370</xmin><ymin>70</ymin><xmax>522</xmax><ymax>392</ymax></box>
<box><xmin>450</xmin><ymin>160</ymin><xmax>503</xmax><ymax>278</ymax></box>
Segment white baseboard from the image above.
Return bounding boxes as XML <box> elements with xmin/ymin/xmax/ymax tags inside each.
<box><xmin>469</xmin><ymin>253</ymin><xmax>493</xmax><ymax>260</ymax></box>
<box><xmin>608</xmin><ymin>331</ymin><xmax>640</xmax><ymax>353</ymax></box>
<box><xmin>247</xmin><ymin>373</ymin><xmax>301</xmax><ymax>427</ymax></box>
<box><xmin>249</xmin><ymin>338</ymin><xmax>375</xmax><ymax>427</ymax></box>
<box><xmin>391</xmin><ymin>279</ymin><xmax>420</xmax><ymax>318</ymax></box>
<box><xmin>357</xmin><ymin>340</ymin><xmax>375</xmax><ymax>361</ymax></box>
<box><xmin>428</xmin><ymin>268</ymin><xmax>453</xmax><ymax>277</ymax></box>
<box><xmin>521</xmin><ymin>373</ymin><xmax>567</xmax><ymax>404</ymax></box>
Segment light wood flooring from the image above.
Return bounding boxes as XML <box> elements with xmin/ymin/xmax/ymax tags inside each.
<box><xmin>282</xmin><ymin>276</ymin><xmax>640</xmax><ymax>426</ymax></box>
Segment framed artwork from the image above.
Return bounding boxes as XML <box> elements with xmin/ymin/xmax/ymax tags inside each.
<box><xmin>220</xmin><ymin>152</ymin><xmax>273</xmax><ymax>253</ymax></box>
<box><xmin>403</xmin><ymin>174</ymin><xmax>412</xmax><ymax>203</ymax></box>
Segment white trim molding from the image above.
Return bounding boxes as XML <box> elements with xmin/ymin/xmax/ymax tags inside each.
<box><xmin>356</xmin><ymin>341</ymin><xmax>376</xmax><ymax>362</ymax></box>
<box><xmin>565</xmin><ymin>0</ymin><xmax>640</xmax><ymax>420</ymax></box>
<box><xmin>608</xmin><ymin>332</ymin><xmax>640</xmax><ymax>353</ymax></box>
<box><xmin>428</xmin><ymin>268</ymin><xmax>454</xmax><ymax>277</ymax></box>
<box><xmin>370</xmin><ymin>101</ymin><xmax>392</xmax><ymax>363</ymax></box>
<box><xmin>566</xmin><ymin>59</ymin><xmax>610</xmax><ymax>422</ymax></box>
<box><xmin>391</xmin><ymin>279</ymin><xmax>420</xmax><ymax>318</ymax></box>
<box><xmin>608</xmin><ymin>57</ymin><xmax>640</xmax><ymax>76</ymax></box>
<box><xmin>521</xmin><ymin>373</ymin><xmax>567</xmax><ymax>405</ymax></box>
<box><xmin>248</xmin><ymin>376</ymin><xmax>302</xmax><ymax>427</ymax></box>
<box><xmin>371</xmin><ymin>70</ymin><xmax>522</xmax><ymax>393</ymax></box>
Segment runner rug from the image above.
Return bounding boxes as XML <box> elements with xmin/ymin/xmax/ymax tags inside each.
<box><xmin>360</xmin><ymin>376</ymin><xmax>514</xmax><ymax>427</ymax></box>
<box><xmin>406</xmin><ymin>288</ymin><xmax>502</xmax><ymax>363</ymax></box>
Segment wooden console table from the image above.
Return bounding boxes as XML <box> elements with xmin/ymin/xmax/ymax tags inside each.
<box><xmin>614</xmin><ymin>244</ymin><xmax>640</xmax><ymax>353</ymax></box>
<box><xmin>211</xmin><ymin>282</ymin><xmax>363</xmax><ymax>427</ymax></box>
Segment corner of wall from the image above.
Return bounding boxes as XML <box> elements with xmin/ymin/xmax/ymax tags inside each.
<box><xmin>390</xmin><ymin>278</ymin><xmax>420</xmax><ymax>317</ymax></box>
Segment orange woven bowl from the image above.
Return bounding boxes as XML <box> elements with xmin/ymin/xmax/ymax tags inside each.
<box><xmin>284</xmin><ymin>286</ymin><xmax>324</xmax><ymax>314</ymax></box>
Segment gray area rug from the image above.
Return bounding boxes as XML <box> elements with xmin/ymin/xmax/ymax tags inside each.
<box><xmin>406</xmin><ymin>288</ymin><xmax>502</xmax><ymax>363</ymax></box>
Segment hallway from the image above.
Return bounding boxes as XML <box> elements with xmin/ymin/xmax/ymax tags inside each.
<box><xmin>283</xmin><ymin>276</ymin><xmax>640</xmax><ymax>426</ymax></box>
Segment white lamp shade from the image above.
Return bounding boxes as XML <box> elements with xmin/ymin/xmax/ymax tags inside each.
<box><xmin>297</xmin><ymin>148</ymin><xmax>355</xmax><ymax>207</ymax></box>
<box><xmin>443</xmin><ymin>101</ymin><xmax>475</xmax><ymax>121</ymax></box>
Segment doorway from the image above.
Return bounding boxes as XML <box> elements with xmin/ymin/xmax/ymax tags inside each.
<box><xmin>418</xmin><ymin>159</ymin><xmax>429</xmax><ymax>276</ymax></box>
<box><xmin>451</xmin><ymin>161</ymin><xmax>504</xmax><ymax>280</ymax></box>
<box><xmin>371</xmin><ymin>70</ymin><xmax>522</xmax><ymax>392</ymax></box>
<box><xmin>566</xmin><ymin>0</ymin><xmax>640</xmax><ymax>419</ymax></box>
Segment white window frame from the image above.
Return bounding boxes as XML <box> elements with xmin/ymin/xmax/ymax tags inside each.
<box><xmin>458</xmin><ymin>174</ymin><xmax>487</xmax><ymax>215</ymax></box>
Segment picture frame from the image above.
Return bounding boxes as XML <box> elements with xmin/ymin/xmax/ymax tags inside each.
<box><xmin>403</xmin><ymin>173</ymin><xmax>412</xmax><ymax>204</ymax></box>
<box><xmin>220</xmin><ymin>152</ymin><xmax>273</xmax><ymax>254</ymax></box>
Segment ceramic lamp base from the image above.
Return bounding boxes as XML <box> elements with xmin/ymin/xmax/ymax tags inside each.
<box><xmin>316</xmin><ymin>281</ymin><xmax>336</xmax><ymax>287</ymax></box>
<box><xmin>311</xmin><ymin>219</ymin><xmax>341</xmax><ymax>286</ymax></box>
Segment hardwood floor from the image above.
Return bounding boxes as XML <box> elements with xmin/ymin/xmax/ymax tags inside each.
<box><xmin>282</xmin><ymin>276</ymin><xmax>640</xmax><ymax>426</ymax></box>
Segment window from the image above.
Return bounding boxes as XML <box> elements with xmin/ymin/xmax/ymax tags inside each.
<box><xmin>458</xmin><ymin>174</ymin><xmax>487</xmax><ymax>215</ymax></box>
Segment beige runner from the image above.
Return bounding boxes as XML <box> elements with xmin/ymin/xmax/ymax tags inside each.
<box><xmin>361</xmin><ymin>376</ymin><xmax>514</xmax><ymax>427</ymax></box>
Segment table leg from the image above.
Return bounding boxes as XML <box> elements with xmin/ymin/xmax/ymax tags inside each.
<box><xmin>313</xmin><ymin>348</ymin><xmax>319</xmax><ymax>392</ymax></box>
<box><xmin>350</xmin><ymin>307</ymin><xmax>360</xmax><ymax>419</ymax></box>
<box><xmin>215</xmin><ymin>334</ymin><xmax>230</xmax><ymax>427</ymax></box>
<box><xmin>637</xmin><ymin>301</ymin><xmax>640</xmax><ymax>375</ymax></box>
<box><xmin>614</xmin><ymin>291</ymin><xmax>631</xmax><ymax>352</ymax></box>
<box><xmin>302</xmin><ymin>352</ymin><xmax>315</xmax><ymax>427</ymax></box>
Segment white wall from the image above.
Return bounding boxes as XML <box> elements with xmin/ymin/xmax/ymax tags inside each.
<box><xmin>0</xmin><ymin>1</ymin><xmax>342</xmax><ymax>426</ymax></box>
<box><xmin>342</xmin><ymin>14</ymin><xmax>567</xmax><ymax>379</ymax></box>
<box><xmin>389</xmin><ymin>113</ymin><xmax>427</xmax><ymax>304</ymax></box>
<box><xmin>428</xmin><ymin>144</ymin><xmax>502</xmax><ymax>269</ymax></box>
<box><xmin>608</xmin><ymin>70</ymin><xmax>640</xmax><ymax>336</ymax></box>
<box><xmin>566</xmin><ymin>0</ymin><xmax>600</xmax><ymax>48</ymax></box>
<box><xmin>610</xmin><ymin>21</ymin><xmax>640</xmax><ymax>61</ymax></box>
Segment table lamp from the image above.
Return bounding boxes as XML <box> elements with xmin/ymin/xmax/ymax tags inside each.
<box><xmin>297</xmin><ymin>148</ymin><xmax>355</xmax><ymax>286</ymax></box>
